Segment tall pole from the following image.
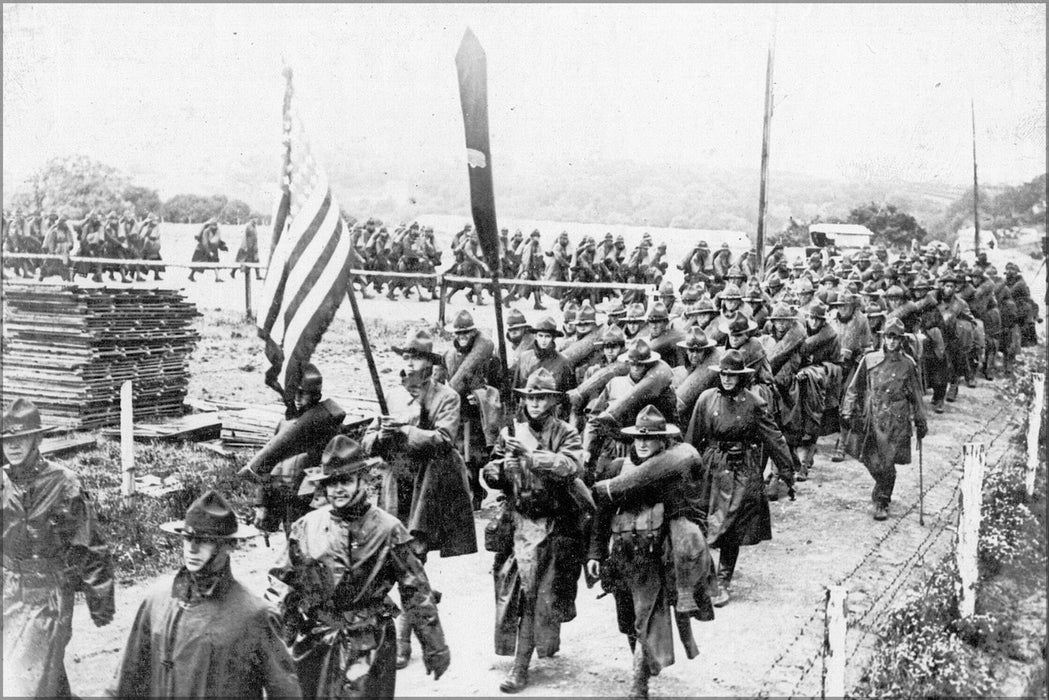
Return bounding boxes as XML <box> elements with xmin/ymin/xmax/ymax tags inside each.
<box><xmin>755</xmin><ymin>36</ymin><xmax>776</xmax><ymax>272</ymax></box>
<box><xmin>456</xmin><ymin>28</ymin><xmax>514</xmax><ymax>437</ymax></box>
<box><xmin>971</xmin><ymin>99</ymin><xmax>980</xmax><ymax>256</ymax></box>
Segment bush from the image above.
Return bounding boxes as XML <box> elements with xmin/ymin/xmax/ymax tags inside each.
<box><xmin>71</xmin><ymin>439</ymin><xmax>255</xmax><ymax>582</ymax></box>
<box><xmin>979</xmin><ymin>456</ymin><xmax>1037</xmax><ymax>576</ymax></box>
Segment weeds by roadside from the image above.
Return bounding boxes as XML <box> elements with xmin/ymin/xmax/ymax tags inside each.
<box><xmin>69</xmin><ymin>439</ymin><xmax>254</xmax><ymax>583</ymax></box>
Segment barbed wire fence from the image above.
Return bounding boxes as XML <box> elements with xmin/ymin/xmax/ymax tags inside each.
<box><xmin>755</xmin><ymin>396</ymin><xmax>1023</xmax><ymax>699</ymax></box>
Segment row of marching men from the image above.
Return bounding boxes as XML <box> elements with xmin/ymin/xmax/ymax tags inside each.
<box><xmin>0</xmin><ymin>267</ymin><xmax>995</xmax><ymax>699</ymax></box>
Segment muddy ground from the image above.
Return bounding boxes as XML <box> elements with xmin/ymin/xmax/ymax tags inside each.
<box><xmin>55</xmin><ymin>244</ymin><xmax>1046</xmax><ymax>697</ymax></box>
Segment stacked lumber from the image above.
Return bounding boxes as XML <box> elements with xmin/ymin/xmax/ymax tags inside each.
<box><xmin>1</xmin><ymin>283</ymin><xmax>200</xmax><ymax>429</ymax></box>
<box><xmin>187</xmin><ymin>396</ymin><xmax>376</xmax><ymax>449</ymax></box>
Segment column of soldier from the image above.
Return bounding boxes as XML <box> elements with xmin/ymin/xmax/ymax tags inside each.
<box><xmin>2</xmin><ymin>238</ymin><xmax>1041</xmax><ymax>700</ymax></box>
<box><xmin>0</xmin><ymin>208</ymin><xmax>265</xmax><ymax>284</ymax></box>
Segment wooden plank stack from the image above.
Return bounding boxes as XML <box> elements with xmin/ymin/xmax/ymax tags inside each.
<box><xmin>1</xmin><ymin>283</ymin><xmax>201</xmax><ymax>429</ymax></box>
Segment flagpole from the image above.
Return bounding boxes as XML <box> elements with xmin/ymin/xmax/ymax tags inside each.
<box><xmin>346</xmin><ymin>283</ymin><xmax>388</xmax><ymax>415</ymax></box>
<box><xmin>755</xmin><ymin>33</ymin><xmax>776</xmax><ymax>273</ymax></box>
<box><xmin>456</xmin><ymin>28</ymin><xmax>514</xmax><ymax>437</ymax></box>
<box><xmin>971</xmin><ymin>98</ymin><xmax>980</xmax><ymax>256</ymax></box>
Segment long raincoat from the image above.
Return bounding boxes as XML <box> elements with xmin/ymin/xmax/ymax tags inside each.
<box><xmin>3</xmin><ymin>457</ymin><xmax>114</xmax><ymax>698</ymax></box>
<box><xmin>685</xmin><ymin>387</ymin><xmax>794</xmax><ymax>548</ymax></box>
<box><xmin>271</xmin><ymin>501</ymin><xmax>447</xmax><ymax>699</ymax></box>
<box><xmin>483</xmin><ymin>417</ymin><xmax>586</xmax><ymax>658</ymax></box>
<box><xmin>110</xmin><ymin>561</ymin><xmax>302</xmax><ymax>698</ymax></box>
<box><xmin>362</xmin><ymin>376</ymin><xmax>477</xmax><ymax>558</ymax></box>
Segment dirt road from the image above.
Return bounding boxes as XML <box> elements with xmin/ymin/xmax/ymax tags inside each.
<box><xmin>61</xmin><ymin>246</ymin><xmax>1044</xmax><ymax>696</ymax></box>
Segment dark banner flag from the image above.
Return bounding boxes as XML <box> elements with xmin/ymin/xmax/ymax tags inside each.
<box><xmin>455</xmin><ymin>29</ymin><xmax>501</xmax><ymax>271</ymax></box>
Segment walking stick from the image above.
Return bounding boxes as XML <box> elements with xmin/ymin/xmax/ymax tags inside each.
<box><xmin>918</xmin><ymin>437</ymin><xmax>925</xmax><ymax>526</ymax></box>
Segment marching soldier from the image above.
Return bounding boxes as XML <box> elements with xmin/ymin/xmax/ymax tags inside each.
<box><xmin>190</xmin><ymin>217</ymin><xmax>227</xmax><ymax>282</ymax></box>
<box><xmin>588</xmin><ymin>405</ymin><xmax>715</xmax><ymax>699</ymax></box>
<box><xmin>231</xmin><ymin>218</ymin><xmax>263</xmax><ymax>280</ymax></box>
<box><xmin>269</xmin><ymin>436</ymin><xmax>451</xmax><ymax>698</ymax></box>
<box><xmin>363</xmin><ymin>329</ymin><xmax>477</xmax><ymax>668</ymax></box>
<box><xmin>505</xmin><ymin>308</ymin><xmax>536</xmax><ymax>365</ymax></box>
<box><xmin>237</xmin><ymin>364</ymin><xmax>346</xmax><ymax>536</ymax></box>
<box><xmin>3</xmin><ymin>398</ymin><xmax>115</xmax><ymax>697</ymax></box>
<box><xmin>841</xmin><ymin>318</ymin><xmax>928</xmax><ymax>521</ymax></box>
<box><xmin>483</xmin><ymin>368</ymin><xmax>589</xmax><ymax>694</ymax></box>
<box><xmin>111</xmin><ymin>491</ymin><xmax>301</xmax><ymax>698</ymax></box>
<box><xmin>685</xmin><ymin>350</ymin><xmax>796</xmax><ymax>604</ymax></box>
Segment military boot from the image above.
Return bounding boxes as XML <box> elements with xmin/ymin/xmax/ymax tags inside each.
<box><xmin>946</xmin><ymin>383</ymin><xmax>958</xmax><ymax>402</ymax></box>
<box><xmin>499</xmin><ymin>653</ymin><xmax>531</xmax><ymax>694</ymax></box>
<box><xmin>395</xmin><ymin>615</ymin><xmax>412</xmax><ymax>669</ymax></box>
<box><xmin>831</xmin><ymin>439</ymin><xmax>846</xmax><ymax>462</ymax></box>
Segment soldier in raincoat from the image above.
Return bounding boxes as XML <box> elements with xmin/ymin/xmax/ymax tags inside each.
<box><xmin>111</xmin><ymin>491</ymin><xmax>301</xmax><ymax>698</ymax></box>
<box><xmin>840</xmin><ymin>318</ymin><xmax>928</xmax><ymax>521</ymax></box>
<box><xmin>685</xmin><ymin>350</ymin><xmax>796</xmax><ymax>603</ymax></box>
<box><xmin>362</xmin><ymin>329</ymin><xmax>477</xmax><ymax>668</ymax></box>
<box><xmin>587</xmin><ymin>405</ymin><xmax>716</xmax><ymax>699</ymax></box>
<box><xmin>2</xmin><ymin>398</ymin><xmax>115</xmax><ymax>698</ymax></box>
<box><xmin>270</xmin><ymin>436</ymin><xmax>451</xmax><ymax>699</ymax></box>
<box><xmin>482</xmin><ymin>368</ymin><xmax>587</xmax><ymax>694</ymax></box>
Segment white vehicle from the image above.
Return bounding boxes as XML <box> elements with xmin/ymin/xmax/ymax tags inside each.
<box><xmin>808</xmin><ymin>223</ymin><xmax>874</xmax><ymax>255</ymax></box>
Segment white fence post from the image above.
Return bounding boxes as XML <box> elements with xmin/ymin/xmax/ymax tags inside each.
<box><xmin>822</xmin><ymin>585</ymin><xmax>848</xmax><ymax>699</ymax></box>
<box><xmin>957</xmin><ymin>442</ymin><xmax>985</xmax><ymax>618</ymax></box>
<box><xmin>120</xmin><ymin>381</ymin><xmax>136</xmax><ymax>503</ymax></box>
<box><xmin>1026</xmin><ymin>373</ymin><xmax>1045</xmax><ymax>499</ymax></box>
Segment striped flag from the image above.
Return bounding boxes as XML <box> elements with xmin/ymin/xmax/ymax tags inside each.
<box><xmin>257</xmin><ymin>68</ymin><xmax>352</xmax><ymax>408</ymax></box>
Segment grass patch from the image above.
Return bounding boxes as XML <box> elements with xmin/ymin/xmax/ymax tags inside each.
<box><xmin>68</xmin><ymin>439</ymin><xmax>255</xmax><ymax>583</ymax></box>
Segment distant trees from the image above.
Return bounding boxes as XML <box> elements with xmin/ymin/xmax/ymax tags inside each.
<box><xmin>846</xmin><ymin>202</ymin><xmax>928</xmax><ymax>249</ymax></box>
<box><xmin>7</xmin><ymin>155</ymin><xmax>132</xmax><ymax>217</ymax></box>
<box><xmin>160</xmin><ymin>194</ymin><xmax>261</xmax><ymax>223</ymax></box>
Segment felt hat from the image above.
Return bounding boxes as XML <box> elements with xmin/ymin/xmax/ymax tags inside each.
<box><xmin>647</xmin><ymin>302</ymin><xmax>670</xmax><ymax>322</ymax></box>
<box><xmin>659</xmin><ymin>280</ymin><xmax>676</xmax><ymax>298</ymax></box>
<box><xmin>865</xmin><ymin>304</ymin><xmax>887</xmax><ymax>319</ymax></box>
<box><xmin>718</xmin><ymin>311</ymin><xmax>758</xmax><ymax>336</ymax></box>
<box><xmin>830</xmin><ymin>291</ymin><xmax>860</xmax><ymax>308</ymax></box>
<box><xmin>1</xmin><ymin>398</ymin><xmax>51</xmax><ymax>440</ymax></box>
<box><xmin>306</xmin><ymin>435</ymin><xmax>375</xmax><ymax>484</ymax></box>
<box><xmin>621</xmin><ymin>405</ymin><xmax>680</xmax><ymax>438</ymax></box>
<box><xmin>603</xmin><ymin>299</ymin><xmax>627</xmax><ymax>319</ymax></box>
<box><xmin>595</xmin><ymin>324</ymin><xmax>627</xmax><ymax>348</ymax></box>
<box><xmin>562</xmin><ymin>303</ymin><xmax>580</xmax><ymax>324</ymax></box>
<box><xmin>506</xmin><ymin>308</ymin><xmax>530</xmax><ymax>332</ymax></box>
<box><xmin>531</xmin><ymin>316</ymin><xmax>565</xmax><ymax>338</ymax></box>
<box><xmin>392</xmin><ymin>330</ymin><xmax>442</xmax><ymax>363</ymax></box>
<box><xmin>768</xmin><ymin>303</ymin><xmax>797</xmax><ymax>321</ymax></box>
<box><xmin>795</xmin><ymin>278</ymin><xmax>814</xmax><ymax>294</ymax></box>
<box><xmin>160</xmin><ymin>490</ymin><xmax>260</xmax><ymax>539</ymax></box>
<box><xmin>882</xmin><ymin>318</ymin><xmax>906</xmax><ymax>337</ymax></box>
<box><xmin>808</xmin><ymin>304</ymin><xmax>828</xmax><ymax>321</ymax></box>
<box><xmin>684</xmin><ymin>297</ymin><xmax>718</xmax><ymax>318</ymax></box>
<box><xmin>576</xmin><ymin>303</ymin><xmax>598</xmax><ymax>327</ymax></box>
<box><xmin>514</xmin><ymin>367</ymin><xmax>563</xmax><ymax>397</ymax></box>
<box><xmin>719</xmin><ymin>283</ymin><xmax>744</xmax><ymax>301</ymax></box>
<box><xmin>618</xmin><ymin>338</ymin><xmax>660</xmax><ymax>365</ymax></box>
<box><xmin>624</xmin><ymin>303</ymin><xmax>648</xmax><ymax>322</ymax></box>
<box><xmin>448</xmin><ymin>310</ymin><xmax>476</xmax><ymax>334</ymax></box>
<box><xmin>884</xmin><ymin>285</ymin><xmax>906</xmax><ymax>298</ymax></box>
<box><xmin>677</xmin><ymin>326</ymin><xmax>717</xmax><ymax>351</ymax></box>
<box><xmin>681</xmin><ymin>285</ymin><xmax>702</xmax><ymax>304</ymax></box>
<box><xmin>710</xmin><ymin>348</ymin><xmax>756</xmax><ymax>375</ymax></box>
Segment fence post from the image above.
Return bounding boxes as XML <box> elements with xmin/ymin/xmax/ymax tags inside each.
<box><xmin>120</xmin><ymin>380</ymin><xmax>136</xmax><ymax>504</ymax></box>
<box><xmin>437</xmin><ymin>273</ymin><xmax>448</xmax><ymax>327</ymax></box>
<box><xmin>1026</xmin><ymin>372</ymin><xmax>1045</xmax><ymax>499</ymax></box>
<box><xmin>244</xmin><ymin>268</ymin><xmax>253</xmax><ymax>321</ymax></box>
<box><xmin>822</xmin><ymin>585</ymin><xmax>847</xmax><ymax>699</ymax></box>
<box><xmin>957</xmin><ymin>442</ymin><xmax>985</xmax><ymax>618</ymax></box>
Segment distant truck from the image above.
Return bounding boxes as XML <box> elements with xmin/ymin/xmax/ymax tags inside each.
<box><xmin>806</xmin><ymin>223</ymin><xmax>874</xmax><ymax>266</ymax></box>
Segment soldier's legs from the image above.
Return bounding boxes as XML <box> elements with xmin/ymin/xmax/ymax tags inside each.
<box><xmin>717</xmin><ymin>542</ymin><xmax>740</xmax><ymax>588</ymax></box>
<box><xmin>500</xmin><ymin>598</ymin><xmax>535</xmax><ymax>693</ymax></box>
<box><xmin>630</xmin><ymin>641</ymin><xmax>651</xmax><ymax>700</ymax></box>
<box><xmin>864</xmin><ymin>457</ymin><xmax>896</xmax><ymax>515</ymax></box>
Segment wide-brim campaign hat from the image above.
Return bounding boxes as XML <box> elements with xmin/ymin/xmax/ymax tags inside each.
<box><xmin>506</xmin><ymin>308</ymin><xmax>530</xmax><ymax>331</ymax></box>
<box><xmin>768</xmin><ymin>303</ymin><xmax>797</xmax><ymax>321</ymax></box>
<box><xmin>2</xmin><ymin>398</ymin><xmax>52</xmax><ymax>440</ymax></box>
<box><xmin>595</xmin><ymin>325</ymin><xmax>627</xmax><ymax>348</ymax></box>
<box><xmin>710</xmin><ymin>348</ymin><xmax>756</xmax><ymax>375</ymax></box>
<box><xmin>647</xmin><ymin>302</ymin><xmax>670</xmax><ymax>322</ymax></box>
<box><xmin>623</xmin><ymin>303</ymin><xmax>648</xmax><ymax>322</ymax></box>
<box><xmin>829</xmin><ymin>292</ymin><xmax>859</xmax><ymax>307</ymax></box>
<box><xmin>530</xmin><ymin>316</ymin><xmax>565</xmax><ymax>337</ymax></box>
<box><xmin>718</xmin><ymin>284</ymin><xmax>744</xmax><ymax>301</ymax></box>
<box><xmin>160</xmin><ymin>490</ymin><xmax>260</xmax><ymax>539</ymax></box>
<box><xmin>306</xmin><ymin>435</ymin><xmax>375</xmax><ymax>484</ymax></box>
<box><xmin>718</xmin><ymin>311</ymin><xmax>758</xmax><ymax>336</ymax></box>
<box><xmin>677</xmin><ymin>327</ymin><xmax>717</xmax><ymax>351</ymax></box>
<box><xmin>882</xmin><ymin>318</ymin><xmax>906</xmax><ymax>337</ymax></box>
<box><xmin>392</xmin><ymin>330</ymin><xmax>442</xmax><ymax>362</ymax></box>
<box><xmin>447</xmin><ymin>310</ymin><xmax>476</xmax><ymax>334</ymax></box>
<box><xmin>618</xmin><ymin>338</ymin><xmax>660</xmax><ymax>365</ymax></box>
<box><xmin>621</xmin><ymin>404</ymin><xmax>681</xmax><ymax>438</ymax></box>
<box><xmin>513</xmin><ymin>367</ymin><xmax>563</xmax><ymax>397</ymax></box>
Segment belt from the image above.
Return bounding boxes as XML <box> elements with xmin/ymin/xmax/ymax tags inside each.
<box><xmin>717</xmin><ymin>441</ymin><xmax>755</xmax><ymax>453</ymax></box>
<box><xmin>3</xmin><ymin>554</ymin><xmax>71</xmax><ymax>575</ymax></box>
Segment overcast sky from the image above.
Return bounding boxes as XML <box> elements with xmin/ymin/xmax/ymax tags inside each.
<box><xmin>3</xmin><ymin>3</ymin><xmax>1046</xmax><ymax>201</ymax></box>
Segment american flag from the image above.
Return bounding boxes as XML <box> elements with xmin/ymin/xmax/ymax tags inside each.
<box><xmin>257</xmin><ymin>71</ymin><xmax>352</xmax><ymax>408</ymax></box>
